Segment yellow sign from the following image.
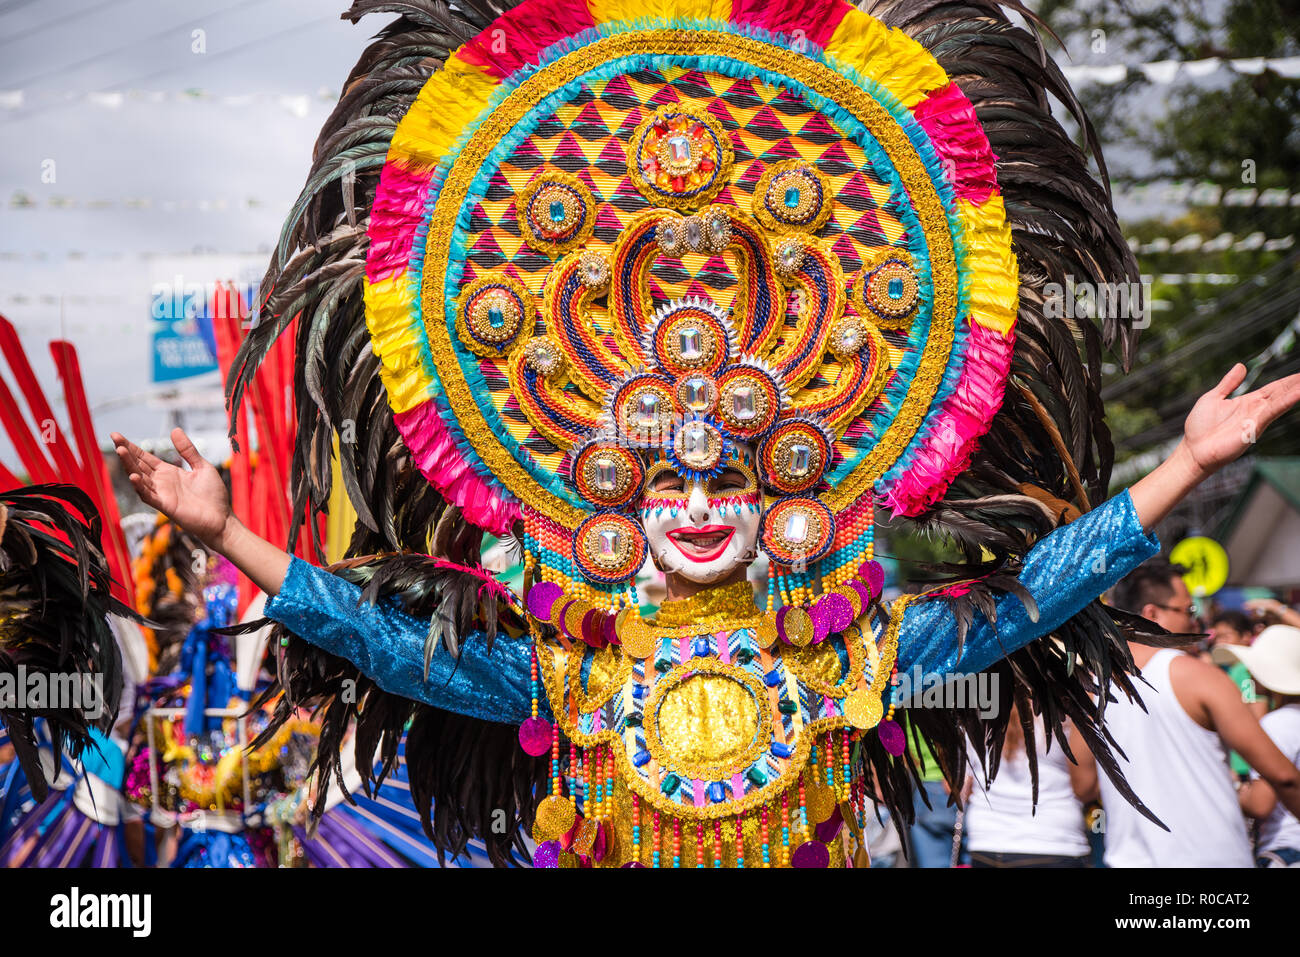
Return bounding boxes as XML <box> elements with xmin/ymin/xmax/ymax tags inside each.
<box><xmin>1170</xmin><ymin>536</ymin><xmax>1230</xmax><ymax>597</ymax></box>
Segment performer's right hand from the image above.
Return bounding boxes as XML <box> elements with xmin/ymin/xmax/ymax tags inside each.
<box><xmin>112</xmin><ymin>428</ymin><xmax>293</xmax><ymax>596</ymax></box>
<box><xmin>111</xmin><ymin>427</ymin><xmax>234</xmax><ymax>551</ymax></box>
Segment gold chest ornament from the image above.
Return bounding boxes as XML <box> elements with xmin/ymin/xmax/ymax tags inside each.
<box><xmin>521</xmin><ymin>579</ymin><xmax>910</xmax><ymax>867</ymax></box>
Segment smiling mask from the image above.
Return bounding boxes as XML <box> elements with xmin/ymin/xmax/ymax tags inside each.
<box><xmin>639</xmin><ymin>455</ymin><xmax>762</xmax><ymax>584</ymax></box>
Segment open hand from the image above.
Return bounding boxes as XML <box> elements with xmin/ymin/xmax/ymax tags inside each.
<box><xmin>112</xmin><ymin>428</ymin><xmax>233</xmax><ymax>549</ymax></box>
<box><xmin>1182</xmin><ymin>364</ymin><xmax>1300</xmax><ymax>479</ymax></box>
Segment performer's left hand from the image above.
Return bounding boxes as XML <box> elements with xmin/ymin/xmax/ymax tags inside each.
<box><xmin>1130</xmin><ymin>363</ymin><xmax>1300</xmax><ymax>531</ymax></box>
<box><xmin>1181</xmin><ymin>363</ymin><xmax>1300</xmax><ymax>480</ymax></box>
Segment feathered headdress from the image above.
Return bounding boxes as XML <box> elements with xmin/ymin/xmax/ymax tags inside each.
<box><xmin>233</xmin><ymin>0</ymin><xmax>1148</xmax><ymax>863</ymax></box>
<box><xmin>0</xmin><ymin>486</ymin><xmax>125</xmax><ymax>801</ymax></box>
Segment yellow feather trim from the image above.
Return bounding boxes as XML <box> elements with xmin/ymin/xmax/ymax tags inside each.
<box><xmin>389</xmin><ymin>56</ymin><xmax>497</xmax><ymax>167</ymax></box>
<box><xmin>955</xmin><ymin>195</ymin><xmax>1018</xmax><ymax>336</ymax></box>
<box><xmin>362</xmin><ymin>274</ymin><xmax>436</xmax><ymax>415</ymax></box>
<box><xmin>585</xmin><ymin>0</ymin><xmax>733</xmax><ymax>24</ymax></box>
<box><xmin>824</xmin><ymin>7</ymin><xmax>948</xmax><ymax>108</ymax></box>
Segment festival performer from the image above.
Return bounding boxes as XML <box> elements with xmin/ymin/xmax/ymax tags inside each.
<box><xmin>0</xmin><ymin>322</ymin><xmax>235</xmax><ymax>867</ymax></box>
<box><xmin>114</xmin><ymin>0</ymin><xmax>1300</xmax><ymax>867</ymax></box>
<box><xmin>0</xmin><ymin>488</ymin><xmax>131</xmax><ymax>867</ymax></box>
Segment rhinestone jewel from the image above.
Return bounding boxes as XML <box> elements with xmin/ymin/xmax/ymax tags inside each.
<box><xmin>682</xmin><ymin>377</ymin><xmax>710</xmax><ymax>411</ymax></box>
<box><xmin>776</xmin><ymin>239</ymin><xmax>805</xmax><ymax>276</ymax></box>
<box><xmin>598</xmin><ymin>529</ymin><xmax>622</xmax><ymax>557</ymax></box>
<box><xmin>658</xmin><ymin>222</ymin><xmax>679</xmax><ymax>253</ymax></box>
<box><xmin>593</xmin><ymin>457</ymin><xmax>618</xmax><ymax>491</ymax></box>
<box><xmin>487</xmin><ymin>305</ymin><xmax>505</xmax><ymax>328</ymax></box>
<box><xmin>730</xmin><ymin>385</ymin><xmax>756</xmax><ymax>421</ymax></box>
<box><xmin>784</xmin><ymin>510</ymin><xmax>809</xmax><ymax>543</ymax></box>
<box><xmin>678</xmin><ymin>327</ymin><xmax>702</xmax><ymax>360</ymax></box>
<box><xmin>667</xmin><ymin>134</ymin><xmax>692</xmax><ymax>163</ymax></box>
<box><xmin>888</xmin><ymin>277</ymin><xmax>903</xmax><ymax>298</ymax></box>
<box><xmin>548</xmin><ymin>199</ymin><xmax>566</xmax><ymax>223</ymax></box>
<box><xmin>685</xmin><ymin>216</ymin><xmax>703</xmax><ymax>249</ymax></box>
<box><xmin>787</xmin><ymin>443</ymin><xmax>812</xmax><ymax>477</ymax></box>
<box><xmin>524</xmin><ymin>340</ymin><xmax>560</xmax><ymax>376</ymax></box>
<box><xmin>634</xmin><ymin>393</ymin><xmax>660</xmax><ymax>427</ymax></box>
<box><xmin>681</xmin><ymin>425</ymin><xmax>708</xmax><ymax>457</ymax></box>
<box><xmin>784</xmin><ymin>186</ymin><xmax>801</xmax><ymax>208</ymax></box>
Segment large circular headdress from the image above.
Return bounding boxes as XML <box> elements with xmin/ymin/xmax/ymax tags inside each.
<box><xmin>362</xmin><ymin>0</ymin><xmax>1018</xmax><ymax>594</ymax></box>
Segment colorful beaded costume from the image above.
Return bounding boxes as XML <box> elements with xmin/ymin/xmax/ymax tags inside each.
<box><xmin>231</xmin><ymin>0</ymin><xmax>1163</xmax><ymax>867</ymax></box>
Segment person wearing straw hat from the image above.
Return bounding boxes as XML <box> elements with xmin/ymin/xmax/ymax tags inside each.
<box><xmin>1219</xmin><ymin>626</ymin><xmax>1300</xmax><ymax>867</ymax></box>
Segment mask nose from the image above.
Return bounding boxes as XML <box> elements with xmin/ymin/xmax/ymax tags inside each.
<box><xmin>686</xmin><ymin>482</ymin><xmax>711</xmax><ymax>526</ymax></box>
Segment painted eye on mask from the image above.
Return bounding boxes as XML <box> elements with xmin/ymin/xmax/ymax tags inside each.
<box><xmin>708</xmin><ymin>469</ymin><xmax>743</xmax><ymax>492</ymax></box>
<box><xmin>642</xmin><ymin>461</ymin><xmax>758</xmax><ymax>506</ymax></box>
<box><xmin>647</xmin><ymin>470</ymin><xmax>688</xmax><ymax>497</ymax></box>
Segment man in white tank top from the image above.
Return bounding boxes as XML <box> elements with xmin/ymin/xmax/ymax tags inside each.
<box><xmin>1070</xmin><ymin>560</ymin><xmax>1300</xmax><ymax>867</ymax></box>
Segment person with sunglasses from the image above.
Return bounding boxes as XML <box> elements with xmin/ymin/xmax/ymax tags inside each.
<box><xmin>1070</xmin><ymin>559</ymin><xmax>1300</xmax><ymax>866</ymax></box>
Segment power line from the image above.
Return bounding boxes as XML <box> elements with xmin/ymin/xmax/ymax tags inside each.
<box><xmin>2</xmin><ymin>0</ymin><xmax>263</xmax><ymax>95</ymax></box>
<box><xmin>0</xmin><ymin>8</ymin><xmax>338</xmax><ymax>128</ymax></box>
<box><xmin>0</xmin><ymin>0</ymin><xmax>123</xmax><ymax>50</ymax></box>
<box><xmin>1102</xmin><ymin>253</ymin><xmax>1300</xmax><ymax>402</ymax></box>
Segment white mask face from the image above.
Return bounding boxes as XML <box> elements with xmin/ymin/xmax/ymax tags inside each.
<box><xmin>639</xmin><ymin>461</ymin><xmax>761</xmax><ymax>585</ymax></box>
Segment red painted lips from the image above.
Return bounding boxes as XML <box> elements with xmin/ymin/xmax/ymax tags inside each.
<box><xmin>666</xmin><ymin>524</ymin><xmax>735</xmax><ymax>562</ymax></box>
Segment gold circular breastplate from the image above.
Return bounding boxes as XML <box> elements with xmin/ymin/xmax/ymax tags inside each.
<box><xmin>642</xmin><ymin>659</ymin><xmax>771</xmax><ymax>781</ymax></box>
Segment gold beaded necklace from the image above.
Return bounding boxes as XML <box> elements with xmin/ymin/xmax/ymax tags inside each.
<box><xmin>651</xmin><ymin>579</ymin><xmax>763</xmax><ymax>629</ymax></box>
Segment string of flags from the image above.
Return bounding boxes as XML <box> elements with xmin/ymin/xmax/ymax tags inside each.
<box><xmin>0</xmin><ymin>88</ymin><xmax>337</xmax><ymax>117</ymax></box>
<box><xmin>1127</xmin><ymin>232</ymin><xmax>1295</xmax><ymax>255</ymax></box>
<box><xmin>1060</xmin><ymin>54</ymin><xmax>1300</xmax><ymax>86</ymax></box>
<box><xmin>2</xmin><ymin>50</ymin><xmax>1297</xmax><ymax>114</ymax></box>
<box><xmin>6</xmin><ymin>193</ymin><xmax>268</xmax><ymax>213</ymax></box>
<box><xmin>1114</xmin><ymin>182</ymin><xmax>1300</xmax><ymax>208</ymax></box>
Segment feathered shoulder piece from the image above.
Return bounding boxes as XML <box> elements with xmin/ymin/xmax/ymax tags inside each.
<box><xmin>0</xmin><ymin>485</ymin><xmax>126</xmax><ymax>800</ymax></box>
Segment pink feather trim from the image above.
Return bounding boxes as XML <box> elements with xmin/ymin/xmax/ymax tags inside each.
<box><xmin>912</xmin><ymin>82</ymin><xmax>999</xmax><ymax>205</ymax></box>
<box><xmin>456</xmin><ymin>1</ymin><xmax>597</xmax><ymax>80</ymax></box>
<box><xmin>880</xmin><ymin>321</ymin><xmax>1015</xmax><ymax>517</ymax></box>
<box><xmin>730</xmin><ymin>0</ymin><xmax>849</xmax><ymax>48</ymax></box>
<box><xmin>395</xmin><ymin>400</ymin><xmax>521</xmax><ymax>536</ymax></box>
<box><xmin>367</xmin><ymin>160</ymin><xmax>433</xmax><ymax>283</ymax></box>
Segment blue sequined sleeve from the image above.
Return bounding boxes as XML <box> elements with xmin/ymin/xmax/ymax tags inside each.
<box><xmin>895</xmin><ymin>488</ymin><xmax>1160</xmax><ymax>681</ymax></box>
<box><xmin>263</xmin><ymin>559</ymin><xmax>539</xmax><ymax>724</ymax></box>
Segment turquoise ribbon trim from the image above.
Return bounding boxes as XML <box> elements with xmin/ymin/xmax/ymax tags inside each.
<box><xmin>80</xmin><ymin>727</ymin><xmax>125</xmax><ymax>790</ymax></box>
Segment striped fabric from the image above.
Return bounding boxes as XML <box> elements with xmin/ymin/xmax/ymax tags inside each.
<box><xmin>303</xmin><ymin>735</ymin><xmax>495</xmax><ymax>868</ymax></box>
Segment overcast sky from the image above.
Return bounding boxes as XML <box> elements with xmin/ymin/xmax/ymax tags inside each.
<box><xmin>0</xmin><ymin>0</ymin><xmax>374</xmax><ymax>463</ymax></box>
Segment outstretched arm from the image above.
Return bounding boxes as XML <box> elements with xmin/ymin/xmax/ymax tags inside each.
<box><xmin>897</xmin><ymin>364</ymin><xmax>1300</xmax><ymax>679</ymax></box>
<box><xmin>264</xmin><ymin>556</ymin><xmax>537</xmax><ymax>723</ymax></box>
<box><xmin>897</xmin><ymin>486</ymin><xmax>1159</xmax><ymax>678</ymax></box>
<box><xmin>112</xmin><ymin>428</ymin><xmax>535</xmax><ymax>722</ymax></box>
<box><xmin>112</xmin><ymin>428</ymin><xmax>291</xmax><ymax>597</ymax></box>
